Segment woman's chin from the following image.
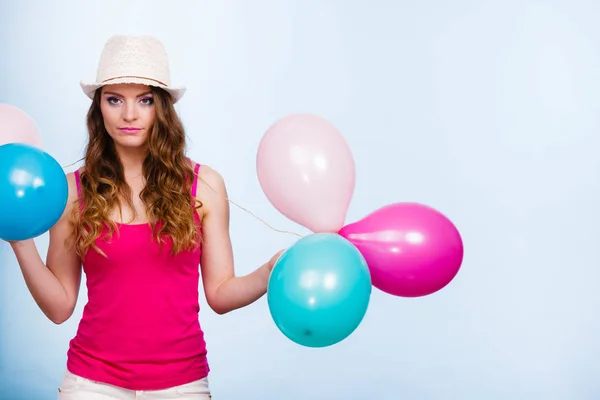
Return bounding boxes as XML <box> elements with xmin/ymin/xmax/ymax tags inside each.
<box><xmin>112</xmin><ymin>139</ymin><xmax>149</xmax><ymax>154</ymax></box>
<box><xmin>115</xmin><ymin>136</ymin><xmax>148</xmax><ymax>149</ymax></box>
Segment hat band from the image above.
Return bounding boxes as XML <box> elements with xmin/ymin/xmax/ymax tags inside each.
<box><xmin>101</xmin><ymin>75</ymin><xmax>168</xmax><ymax>86</ymax></box>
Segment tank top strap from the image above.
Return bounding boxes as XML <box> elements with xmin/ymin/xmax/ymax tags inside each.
<box><xmin>74</xmin><ymin>169</ymin><xmax>82</xmax><ymax>197</ymax></box>
<box><xmin>191</xmin><ymin>162</ymin><xmax>201</xmax><ymax>198</ymax></box>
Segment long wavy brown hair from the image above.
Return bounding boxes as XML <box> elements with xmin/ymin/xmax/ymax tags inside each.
<box><xmin>70</xmin><ymin>86</ymin><xmax>202</xmax><ymax>258</ymax></box>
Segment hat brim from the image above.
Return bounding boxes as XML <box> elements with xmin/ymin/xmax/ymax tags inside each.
<box><xmin>80</xmin><ymin>77</ymin><xmax>186</xmax><ymax>103</ymax></box>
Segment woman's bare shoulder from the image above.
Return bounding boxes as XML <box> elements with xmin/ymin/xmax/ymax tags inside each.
<box><xmin>193</xmin><ymin>164</ymin><xmax>227</xmax><ymax>213</ymax></box>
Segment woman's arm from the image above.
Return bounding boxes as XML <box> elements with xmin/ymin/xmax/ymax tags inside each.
<box><xmin>9</xmin><ymin>172</ymin><xmax>82</xmax><ymax>324</ymax></box>
<box><xmin>196</xmin><ymin>165</ymin><xmax>283</xmax><ymax>315</ymax></box>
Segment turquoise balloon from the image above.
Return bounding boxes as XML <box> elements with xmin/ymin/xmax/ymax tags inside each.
<box><xmin>267</xmin><ymin>233</ymin><xmax>372</xmax><ymax>348</ymax></box>
<box><xmin>0</xmin><ymin>143</ymin><xmax>68</xmax><ymax>241</ymax></box>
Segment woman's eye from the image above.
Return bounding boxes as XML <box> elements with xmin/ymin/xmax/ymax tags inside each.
<box><xmin>140</xmin><ymin>97</ymin><xmax>154</xmax><ymax>106</ymax></box>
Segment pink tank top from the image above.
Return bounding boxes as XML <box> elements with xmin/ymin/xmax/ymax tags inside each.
<box><xmin>66</xmin><ymin>163</ymin><xmax>209</xmax><ymax>390</ymax></box>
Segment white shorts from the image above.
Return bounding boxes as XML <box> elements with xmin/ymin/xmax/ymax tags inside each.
<box><xmin>57</xmin><ymin>370</ymin><xmax>212</xmax><ymax>399</ymax></box>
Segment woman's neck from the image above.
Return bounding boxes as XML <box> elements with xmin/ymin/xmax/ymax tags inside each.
<box><xmin>115</xmin><ymin>145</ymin><xmax>147</xmax><ymax>178</ymax></box>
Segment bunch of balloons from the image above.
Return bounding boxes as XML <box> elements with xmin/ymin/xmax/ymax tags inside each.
<box><xmin>0</xmin><ymin>103</ymin><xmax>68</xmax><ymax>241</ymax></box>
<box><xmin>257</xmin><ymin>114</ymin><xmax>464</xmax><ymax>348</ymax></box>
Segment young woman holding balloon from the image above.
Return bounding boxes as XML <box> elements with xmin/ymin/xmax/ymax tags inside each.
<box><xmin>2</xmin><ymin>35</ymin><xmax>282</xmax><ymax>399</ymax></box>
<box><xmin>1</xmin><ymin>33</ymin><xmax>464</xmax><ymax>400</ymax></box>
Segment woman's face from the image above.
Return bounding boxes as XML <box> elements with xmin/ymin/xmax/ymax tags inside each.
<box><xmin>100</xmin><ymin>83</ymin><xmax>156</xmax><ymax>151</ymax></box>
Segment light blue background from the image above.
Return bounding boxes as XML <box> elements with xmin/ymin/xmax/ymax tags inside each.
<box><xmin>2</xmin><ymin>1</ymin><xmax>600</xmax><ymax>399</ymax></box>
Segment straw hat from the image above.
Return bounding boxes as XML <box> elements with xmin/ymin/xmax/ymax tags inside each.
<box><xmin>80</xmin><ymin>35</ymin><xmax>186</xmax><ymax>103</ymax></box>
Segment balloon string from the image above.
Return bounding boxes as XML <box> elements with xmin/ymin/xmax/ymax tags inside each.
<box><xmin>62</xmin><ymin>158</ymin><xmax>84</xmax><ymax>169</ymax></box>
<box><xmin>60</xmin><ymin>159</ymin><xmax>303</xmax><ymax>238</ymax></box>
<box><xmin>199</xmin><ymin>177</ymin><xmax>305</xmax><ymax>238</ymax></box>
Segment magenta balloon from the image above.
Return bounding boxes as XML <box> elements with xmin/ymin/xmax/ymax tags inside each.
<box><xmin>338</xmin><ymin>203</ymin><xmax>464</xmax><ymax>297</ymax></box>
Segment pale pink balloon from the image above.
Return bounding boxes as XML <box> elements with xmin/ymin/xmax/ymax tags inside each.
<box><xmin>0</xmin><ymin>103</ymin><xmax>42</xmax><ymax>148</ymax></box>
<box><xmin>339</xmin><ymin>203</ymin><xmax>464</xmax><ymax>297</ymax></box>
<box><xmin>256</xmin><ymin>114</ymin><xmax>355</xmax><ymax>233</ymax></box>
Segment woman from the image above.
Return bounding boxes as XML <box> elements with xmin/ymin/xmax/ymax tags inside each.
<box><xmin>8</xmin><ymin>35</ymin><xmax>282</xmax><ymax>399</ymax></box>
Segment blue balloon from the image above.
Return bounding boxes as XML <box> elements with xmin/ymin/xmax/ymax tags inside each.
<box><xmin>0</xmin><ymin>143</ymin><xmax>68</xmax><ymax>241</ymax></box>
<box><xmin>267</xmin><ymin>233</ymin><xmax>372</xmax><ymax>348</ymax></box>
